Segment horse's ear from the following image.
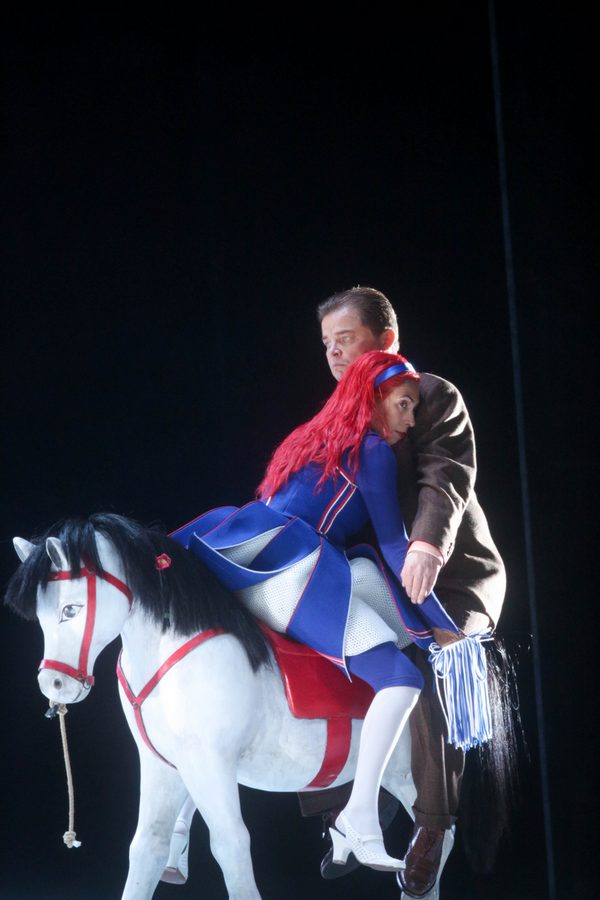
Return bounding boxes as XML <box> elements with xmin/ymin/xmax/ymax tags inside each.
<box><xmin>13</xmin><ymin>537</ymin><xmax>36</xmax><ymax>563</ymax></box>
<box><xmin>46</xmin><ymin>537</ymin><xmax>70</xmax><ymax>571</ymax></box>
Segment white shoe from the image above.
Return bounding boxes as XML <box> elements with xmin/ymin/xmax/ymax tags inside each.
<box><xmin>330</xmin><ymin>812</ymin><xmax>404</xmax><ymax>872</ymax></box>
<box><xmin>160</xmin><ymin>823</ymin><xmax>189</xmax><ymax>885</ymax></box>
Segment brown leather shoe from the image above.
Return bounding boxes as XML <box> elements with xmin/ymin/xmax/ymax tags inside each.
<box><xmin>398</xmin><ymin>825</ymin><xmax>446</xmax><ymax>897</ymax></box>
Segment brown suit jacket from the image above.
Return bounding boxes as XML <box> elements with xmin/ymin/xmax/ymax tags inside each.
<box><xmin>394</xmin><ymin>373</ymin><xmax>506</xmax><ymax>629</ymax></box>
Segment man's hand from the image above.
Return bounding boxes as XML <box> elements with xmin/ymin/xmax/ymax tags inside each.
<box><xmin>432</xmin><ymin>627</ymin><xmax>461</xmax><ymax>647</ymax></box>
<box><xmin>401</xmin><ymin>550</ymin><xmax>442</xmax><ymax>604</ymax></box>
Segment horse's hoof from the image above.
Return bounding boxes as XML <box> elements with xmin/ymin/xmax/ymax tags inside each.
<box><xmin>160</xmin><ymin>866</ymin><xmax>188</xmax><ymax>886</ymax></box>
<box><xmin>160</xmin><ymin>825</ymin><xmax>189</xmax><ymax>885</ymax></box>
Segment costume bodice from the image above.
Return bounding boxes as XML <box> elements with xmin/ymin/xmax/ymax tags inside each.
<box><xmin>268</xmin><ymin>432</ymin><xmax>410</xmax><ymax>580</ymax></box>
<box><xmin>267</xmin><ymin>460</ymin><xmax>367</xmax><ymax>547</ymax></box>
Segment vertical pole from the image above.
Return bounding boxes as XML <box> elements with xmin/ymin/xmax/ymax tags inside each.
<box><xmin>487</xmin><ymin>2</ymin><xmax>557</xmax><ymax>898</ymax></box>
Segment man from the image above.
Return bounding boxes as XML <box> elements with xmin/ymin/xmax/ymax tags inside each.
<box><xmin>162</xmin><ymin>285</ymin><xmax>506</xmax><ymax>897</ymax></box>
<box><xmin>300</xmin><ymin>286</ymin><xmax>505</xmax><ymax>897</ymax></box>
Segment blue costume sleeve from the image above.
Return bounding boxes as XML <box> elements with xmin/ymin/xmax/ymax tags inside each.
<box><xmin>356</xmin><ymin>433</ymin><xmax>492</xmax><ymax>752</ymax></box>
<box><xmin>356</xmin><ymin>433</ymin><xmax>410</xmax><ymax>578</ymax></box>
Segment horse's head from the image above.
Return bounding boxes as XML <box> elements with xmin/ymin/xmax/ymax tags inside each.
<box><xmin>12</xmin><ymin>532</ymin><xmax>133</xmax><ymax>704</ymax></box>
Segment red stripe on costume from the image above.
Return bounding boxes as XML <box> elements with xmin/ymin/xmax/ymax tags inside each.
<box><xmin>317</xmin><ymin>482</ymin><xmax>350</xmax><ymax>533</ymax></box>
<box><xmin>319</xmin><ymin>466</ymin><xmax>357</xmax><ymax>534</ymax></box>
<box><xmin>321</xmin><ymin>484</ymin><xmax>356</xmax><ymax>535</ymax></box>
<box><xmin>338</xmin><ymin>466</ymin><xmax>356</xmax><ymax>486</ymax></box>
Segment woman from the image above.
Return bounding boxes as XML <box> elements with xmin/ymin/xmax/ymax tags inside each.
<box><xmin>171</xmin><ymin>350</ymin><xmax>463</xmax><ymax>872</ymax></box>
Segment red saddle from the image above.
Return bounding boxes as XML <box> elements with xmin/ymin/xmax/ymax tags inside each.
<box><xmin>260</xmin><ymin>625</ymin><xmax>374</xmax><ymax>789</ymax></box>
<box><xmin>261</xmin><ymin>624</ymin><xmax>374</xmax><ymax>719</ymax></box>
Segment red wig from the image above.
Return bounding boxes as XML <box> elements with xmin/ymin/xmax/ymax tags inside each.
<box><xmin>257</xmin><ymin>351</ymin><xmax>419</xmax><ymax>498</ymax></box>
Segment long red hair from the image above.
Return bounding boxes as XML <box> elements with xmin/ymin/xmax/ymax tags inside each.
<box><xmin>257</xmin><ymin>351</ymin><xmax>419</xmax><ymax>498</ymax></box>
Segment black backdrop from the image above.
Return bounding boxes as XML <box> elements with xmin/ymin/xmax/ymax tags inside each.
<box><xmin>1</xmin><ymin>7</ymin><xmax>596</xmax><ymax>900</ymax></box>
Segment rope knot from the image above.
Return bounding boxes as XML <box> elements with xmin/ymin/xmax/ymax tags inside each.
<box><xmin>63</xmin><ymin>830</ymin><xmax>82</xmax><ymax>849</ymax></box>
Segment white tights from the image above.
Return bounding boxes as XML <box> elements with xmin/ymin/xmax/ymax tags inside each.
<box><xmin>339</xmin><ymin>685</ymin><xmax>420</xmax><ymax>836</ymax></box>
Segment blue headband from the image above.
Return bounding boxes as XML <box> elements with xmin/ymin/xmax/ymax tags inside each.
<box><xmin>374</xmin><ymin>360</ymin><xmax>417</xmax><ymax>388</ymax></box>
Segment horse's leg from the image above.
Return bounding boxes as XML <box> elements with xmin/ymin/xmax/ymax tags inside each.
<box><xmin>178</xmin><ymin>748</ymin><xmax>261</xmax><ymax>900</ymax></box>
<box><xmin>121</xmin><ymin>751</ymin><xmax>188</xmax><ymax>900</ymax></box>
<box><xmin>174</xmin><ymin>792</ymin><xmax>196</xmax><ymax>826</ymax></box>
<box><xmin>161</xmin><ymin>792</ymin><xmax>196</xmax><ymax>884</ymax></box>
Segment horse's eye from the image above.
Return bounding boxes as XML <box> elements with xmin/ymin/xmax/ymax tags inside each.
<box><xmin>60</xmin><ymin>604</ymin><xmax>82</xmax><ymax>622</ymax></box>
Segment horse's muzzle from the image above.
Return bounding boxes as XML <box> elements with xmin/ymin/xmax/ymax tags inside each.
<box><xmin>38</xmin><ymin>668</ymin><xmax>92</xmax><ymax>704</ymax></box>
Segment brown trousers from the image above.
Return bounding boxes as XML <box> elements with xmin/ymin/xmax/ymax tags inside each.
<box><xmin>404</xmin><ymin>643</ymin><xmax>464</xmax><ymax>829</ymax></box>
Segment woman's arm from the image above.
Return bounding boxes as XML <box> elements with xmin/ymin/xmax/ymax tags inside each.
<box><xmin>356</xmin><ymin>433</ymin><xmax>412</xmax><ymax>580</ymax></box>
<box><xmin>356</xmin><ymin>434</ymin><xmax>462</xmax><ymax>640</ymax></box>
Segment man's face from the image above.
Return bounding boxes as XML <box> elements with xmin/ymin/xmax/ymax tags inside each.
<box><xmin>321</xmin><ymin>306</ymin><xmax>391</xmax><ymax>381</ymax></box>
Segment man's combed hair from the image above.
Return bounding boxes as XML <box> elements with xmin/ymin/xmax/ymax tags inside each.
<box><xmin>317</xmin><ymin>285</ymin><xmax>399</xmax><ymax>345</ymax></box>
<box><xmin>256</xmin><ymin>350</ymin><xmax>418</xmax><ymax>499</ymax></box>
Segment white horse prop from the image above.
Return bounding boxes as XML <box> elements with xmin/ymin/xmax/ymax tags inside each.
<box><xmin>5</xmin><ymin>512</ymin><xmax>457</xmax><ymax>900</ymax></box>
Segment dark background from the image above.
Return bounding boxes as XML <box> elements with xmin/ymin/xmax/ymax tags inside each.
<box><xmin>1</xmin><ymin>6</ymin><xmax>596</xmax><ymax>899</ymax></box>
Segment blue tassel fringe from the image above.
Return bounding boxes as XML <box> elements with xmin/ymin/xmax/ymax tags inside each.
<box><xmin>428</xmin><ymin>633</ymin><xmax>494</xmax><ymax>751</ymax></box>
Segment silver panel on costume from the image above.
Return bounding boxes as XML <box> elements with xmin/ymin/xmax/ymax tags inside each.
<box><xmin>220</xmin><ymin>527</ymin><xmax>284</xmax><ymax>564</ymax></box>
<box><xmin>347</xmin><ymin>557</ymin><xmax>413</xmax><ymax>652</ymax></box>
<box><xmin>237</xmin><ymin>548</ymin><xmax>320</xmax><ymax>633</ymax></box>
<box><xmin>222</xmin><ymin>532</ymin><xmax>412</xmax><ymax>659</ymax></box>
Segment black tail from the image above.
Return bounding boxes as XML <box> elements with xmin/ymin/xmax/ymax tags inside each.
<box><xmin>459</xmin><ymin>637</ymin><xmax>527</xmax><ymax>872</ymax></box>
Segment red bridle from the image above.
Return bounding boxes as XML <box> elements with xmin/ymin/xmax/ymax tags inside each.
<box><xmin>39</xmin><ymin>566</ymin><xmax>133</xmax><ymax>688</ymax></box>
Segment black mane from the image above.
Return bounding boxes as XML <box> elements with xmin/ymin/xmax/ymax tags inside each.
<box><xmin>4</xmin><ymin>512</ymin><xmax>271</xmax><ymax>672</ymax></box>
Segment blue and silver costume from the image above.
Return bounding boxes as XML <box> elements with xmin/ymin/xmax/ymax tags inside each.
<box><xmin>171</xmin><ymin>432</ymin><xmax>458</xmax><ymax>692</ymax></box>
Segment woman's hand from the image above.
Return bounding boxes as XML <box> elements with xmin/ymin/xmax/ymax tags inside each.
<box><xmin>401</xmin><ymin>549</ymin><xmax>442</xmax><ymax>604</ymax></box>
